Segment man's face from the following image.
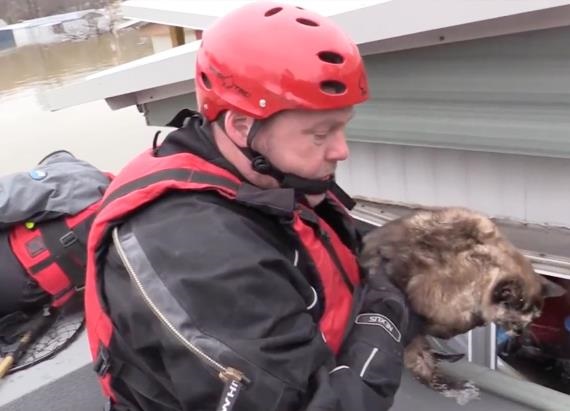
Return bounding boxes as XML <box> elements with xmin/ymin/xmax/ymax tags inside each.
<box><xmin>253</xmin><ymin>107</ymin><xmax>355</xmax><ymax>181</ymax></box>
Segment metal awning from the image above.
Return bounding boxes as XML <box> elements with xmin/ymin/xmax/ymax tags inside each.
<box><xmin>120</xmin><ymin>0</ymin><xmax>385</xmax><ymax>28</ymax></box>
<box><xmin>38</xmin><ymin>0</ymin><xmax>570</xmax><ymax>112</ymax></box>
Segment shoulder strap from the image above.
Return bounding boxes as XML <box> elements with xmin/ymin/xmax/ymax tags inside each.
<box><xmin>100</xmin><ymin>166</ymin><xmax>241</xmax><ymax>213</ymax></box>
<box><xmin>36</xmin><ymin>217</ymin><xmax>91</xmax><ymax>290</ymax></box>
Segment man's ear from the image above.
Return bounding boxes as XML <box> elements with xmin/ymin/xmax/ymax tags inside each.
<box><xmin>224</xmin><ymin>111</ymin><xmax>255</xmax><ymax>148</ymax></box>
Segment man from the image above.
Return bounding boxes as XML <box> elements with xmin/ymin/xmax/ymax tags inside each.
<box><xmin>85</xmin><ymin>2</ymin><xmax>417</xmax><ymax>410</ymax></box>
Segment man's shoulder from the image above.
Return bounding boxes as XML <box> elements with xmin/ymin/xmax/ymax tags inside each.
<box><xmin>128</xmin><ymin>190</ymin><xmax>282</xmax><ymax>243</ymax></box>
<box><xmin>117</xmin><ymin>190</ymin><xmax>293</xmax><ymax>277</ymax></box>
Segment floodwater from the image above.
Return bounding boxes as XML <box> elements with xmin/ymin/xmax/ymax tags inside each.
<box><xmin>0</xmin><ymin>27</ymin><xmax>177</xmax><ymax>175</ymax></box>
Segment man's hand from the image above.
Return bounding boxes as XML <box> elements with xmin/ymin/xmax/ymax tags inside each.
<box><xmin>332</xmin><ymin>271</ymin><xmax>423</xmax><ymax>408</ymax></box>
<box><xmin>364</xmin><ymin>270</ymin><xmax>424</xmax><ymax>347</ymax></box>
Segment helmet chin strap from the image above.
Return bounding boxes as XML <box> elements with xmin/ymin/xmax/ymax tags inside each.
<box><xmin>244</xmin><ymin>120</ymin><xmax>334</xmax><ymax>195</ymax></box>
<box><xmin>250</xmin><ymin>154</ymin><xmax>333</xmax><ymax>195</ymax></box>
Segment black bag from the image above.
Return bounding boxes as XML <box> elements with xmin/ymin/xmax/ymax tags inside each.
<box><xmin>0</xmin><ymin>150</ymin><xmax>111</xmax><ymax>325</ymax></box>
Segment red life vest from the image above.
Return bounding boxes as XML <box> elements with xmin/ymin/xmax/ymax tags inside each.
<box><xmin>85</xmin><ymin>149</ymin><xmax>361</xmax><ymax>400</ymax></box>
<box><xmin>9</xmin><ymin>199</ymin><xmax>103</xmax><ymax>308</ymax></box>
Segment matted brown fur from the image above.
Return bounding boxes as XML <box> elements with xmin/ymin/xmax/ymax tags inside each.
<box><xmin>359</xmin><ymin>207</ymin><xmax>563</xmax><ymax>389</ymax></box>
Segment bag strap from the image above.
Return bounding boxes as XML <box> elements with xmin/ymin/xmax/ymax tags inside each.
<box><xmin>35</xmin><ymin>217</ymin><xmax>92</xmax><ymax>289</ymax></box>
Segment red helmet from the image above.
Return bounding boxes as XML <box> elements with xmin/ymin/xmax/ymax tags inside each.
<box><xmin>195</xmin><ymin>1</ymin><xmax>369</xmax><ymax>121</ymax></box>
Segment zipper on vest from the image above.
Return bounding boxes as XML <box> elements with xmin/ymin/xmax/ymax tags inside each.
<box><xmin>317</xmin><ymin>229</ymin><xmax>355</xmax><ymax>294</ymax></box>
<box><xmin>112</xmin><ymin>228</ymin><xmax>248</xmax><ymax>405</ymax></box>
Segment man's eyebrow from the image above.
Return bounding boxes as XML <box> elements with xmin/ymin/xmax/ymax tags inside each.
<box><xmin>302</xmin><ymin>112</ymin><xmax>355</xmax><ymax>133</ymax></box>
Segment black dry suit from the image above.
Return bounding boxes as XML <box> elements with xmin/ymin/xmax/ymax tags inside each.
<box><xmin>85</xmin><ymin>114</ymin><xmax>412</xmax><ymax>411</ymax></box>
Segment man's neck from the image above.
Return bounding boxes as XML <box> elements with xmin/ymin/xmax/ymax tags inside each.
<box><xmin>305</xmin><ymin>194</ymin><xmax>327</xmax><ymax>207</ymax></box>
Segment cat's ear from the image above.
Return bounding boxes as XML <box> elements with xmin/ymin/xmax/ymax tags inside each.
<box><xmin>540</xmin><ymin>276</ymin><xmax>566</xmax><ymax>299</ymax></box>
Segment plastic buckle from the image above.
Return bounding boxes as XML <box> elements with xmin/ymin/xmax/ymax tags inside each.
<box><xmin>60</xmin><ymin>231</ymin><xmax>78</xmax><ymax>248</ymax></box>
<box><xmin>93</xmin><ymin>345</ymin><xmax>111</xmax><ymax>376</ymax></box>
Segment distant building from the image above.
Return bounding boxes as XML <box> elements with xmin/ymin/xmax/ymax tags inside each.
<box><xmin>0</xmin><ymin>0</ymin><xmax>111</xmax><ymax>23</ymax></box>
<box><xmin>0</xmin><ymin>29</ymin><xmax>15</xmax><ymax>50</ymax></box>
<box><xmin>0</xmin><ymin>9</ymin><xmax>111</xmax><ymax>48</ymax></box>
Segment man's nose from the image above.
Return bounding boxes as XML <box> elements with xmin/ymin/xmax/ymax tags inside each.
<box><xmin>326</xmin><ymin>131</ymin><xmax>349</xmax><ymax>161</ymax></box>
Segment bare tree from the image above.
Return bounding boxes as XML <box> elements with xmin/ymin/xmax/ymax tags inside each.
<box><xmin>104</xmin><ymin>0</ymin><xmax>122</xmax><ymax>35</ymax></box>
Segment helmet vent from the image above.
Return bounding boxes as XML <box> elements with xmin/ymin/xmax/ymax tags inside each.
<box><xmin>296</xmin><ymin>17</ymin><xmax>319</xmax><ymax>27</ymax></box>
<box><xmin>200</xmin><ymin>72</ymin><xmax>212</xmax><ymax>90</ymax></box>
<box><xmin>296</xmin><ymin>6</ymin><xmax>305</xmax><ymax>10</ymax></box>
<box><xmin>320</xmin><ymin>81</ymin><xmax>347</xmax><ymax>95</ymax></box>
<box><xmin>318</xmin><ymin>51</ymin><xmax>344</xmax><ymax>64</ymax></box>
<box><xmin>265</xmin><ymin>7</ymin><xmax>283</xmax><ymax>17</ymax></box>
